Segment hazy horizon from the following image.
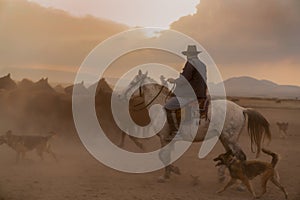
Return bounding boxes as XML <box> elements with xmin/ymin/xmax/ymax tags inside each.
<box><xmin>3</xmin><ymin>73</ymin><xmax>300</xmax><ymax>89</ymax></box>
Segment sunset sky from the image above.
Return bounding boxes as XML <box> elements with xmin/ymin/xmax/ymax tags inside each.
<box><xmin>0</xmin><ymin>0</ymin><xmax>299</xmax><ymax>86</ymax></box>
<box><xmin>28</xmin><ymin>0</ymin><xmax>200</xmax><ymax>28</ymax></box>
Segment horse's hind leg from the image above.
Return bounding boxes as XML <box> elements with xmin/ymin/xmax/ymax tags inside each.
<box><xmin>229</xmin><ymin>142</ymin><xmax>248</xmax><ymax>191</ymax></box>
<box><xmin>160</xmin><ymin>165</ymin><xmax>180</xmax><ymax>180</ymax></box>
<box><xmin>157</xmin><ymin>140</ymin><xmax>180</xmax><ymax>182</ymax></box>
<box><xmin>218</xmin><ymin>136</ymin><xmax>232</xmax><ymax>183</ymax></box>
<box><xmin>219</xmin><ymin>131</ymin><xmax>246</xmax><ymax>185</ymax></box>
<box><xmin>158</xmin><ymin>146</ymin><xmax>171</xmax><ymax>179</ymax></box>
<box><xmin>168</xmin><ymin>165</ymin><xmax>181</xmax><ymax>175</ymax></box>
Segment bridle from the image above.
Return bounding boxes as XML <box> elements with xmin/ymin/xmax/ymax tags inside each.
<box><xmin>164</xmin><ymin>82</ymin><xmax>175</xmax><ymax>103</ymax></box>
<box><xmin>124</xmin><ymin>76</ymin><xmax>146</xmax><ymax>98</ymax></box>
<box><xmin>133</xmin><ymin>85</ymin><xmax>165</xmax><ymax>111</ymax></box>
<box><xmin>126</xmin><ymin>76</ymin><xmax>175</xmax><ymax>111</ymax></box>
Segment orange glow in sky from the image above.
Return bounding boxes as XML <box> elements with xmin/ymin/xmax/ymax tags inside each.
<box><xmin>28</xmin><ymin>0</ymin><xmax>200</xmax><ymax>28</ymax></box>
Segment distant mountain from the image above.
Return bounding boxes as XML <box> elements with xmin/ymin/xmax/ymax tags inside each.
<box><xmin>209</xmin><ymin>76</ymin><xmax>300</xmax><ymax>99</ymax></box>
<box><xmin>0</xmin><ymin>73</ymin><xmax>17</xmax><ymax>90</ymax></box>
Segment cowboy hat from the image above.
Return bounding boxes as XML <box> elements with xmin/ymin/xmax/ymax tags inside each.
<box><xmin>182</xmin><ymin>45</ymin><xmax>202</xmax><ymax>56</ymax></box>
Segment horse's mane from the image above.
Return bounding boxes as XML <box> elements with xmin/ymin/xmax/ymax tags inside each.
<box><xmin>144</xmin><ymin>76</ymin><xmax>171</xmax><ymax>91</ymax></box>
<box><xmin>145</xmin><ymin>76</ymin><xmax>157</xmax><ymax>83</ymax></box>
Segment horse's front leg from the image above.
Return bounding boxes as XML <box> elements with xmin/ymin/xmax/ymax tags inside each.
<box><xmin>129</xmin><ymin>135</ymin><xmax>144</xmax><ymax>150</ymax></box>
<box><xmin>117</xmin><ymin>130</ymin><xmax>126</xmax><ymax>148</ymax></box>
<box><xmin>157</xmin><ymin>139</ymin><xmax>180</xmax><ymax>182</ymax></box>
<box><xmin>158</xmin><ymin>146</ymin><xmax>172</xmax><ymax>182</ymax></box>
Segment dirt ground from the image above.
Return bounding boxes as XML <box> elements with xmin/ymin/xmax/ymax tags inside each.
<box><xmin>0</xmin><ymin>105</ymin><xmax>300</xmax><ymax>200</ymax></box>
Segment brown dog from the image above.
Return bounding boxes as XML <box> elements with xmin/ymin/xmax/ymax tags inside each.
<box><xmin>276</xmin><ymin>122</ymin><xmax>289</xmax><ymax>138</ymax></box>
<box><xmin>214</xmin><ymin>149</ymin><xmax>288</xmax><ymax>199</ymax></box>
<box><xmin>2</xmin><ymin>130</ymin><xmax>58</xmax><ymax>162</ymax></box>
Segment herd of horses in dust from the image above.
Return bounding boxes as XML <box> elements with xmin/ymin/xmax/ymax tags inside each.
<box><xmin>0</xmin><ymin>72</ymin><xmax>290</xmax><ymax>199</ymax></box>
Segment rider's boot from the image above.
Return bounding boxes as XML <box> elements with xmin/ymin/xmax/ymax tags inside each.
<box><xmin>165</xmin><ymin>109</ymin><xmax>183</xmax><ymax>141</ymax></box>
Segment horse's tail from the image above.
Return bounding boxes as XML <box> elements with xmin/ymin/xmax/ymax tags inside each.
<box><xmin>243</xmin><ymin>109</ymin><xmax>271</xmax><ymax>158</ymax></box>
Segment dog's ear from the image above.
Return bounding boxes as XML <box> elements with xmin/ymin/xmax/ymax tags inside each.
<box><xmin>138</xmin><ymin>69</ymin><xmax>142</xmax><ymax>76</ymax></box>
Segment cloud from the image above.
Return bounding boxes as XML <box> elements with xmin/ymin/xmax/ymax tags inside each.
<box><xmin>171</xmin><ymin>0</ymin><xmax>300</xmax><ymax>66</ymax></box>
<box><xmin>28</xmin><ymin>0</ymin><xmax>200</xmax><ymax>28</ymax></box>
<box><xmin>0</xmin><ymin>0</ymin><xmax>127</xmax><ymax>81</ymax></box>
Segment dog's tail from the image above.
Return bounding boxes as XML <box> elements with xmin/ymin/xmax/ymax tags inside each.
<box><xmin>262</xmin><ymin>148</ymin><xmax>278</xmax><ymax>167</ymax></box>
<box><xmin>243</xmin><ymin>109</ymin><xmax>272</xmax><ymax>158</ymax></box>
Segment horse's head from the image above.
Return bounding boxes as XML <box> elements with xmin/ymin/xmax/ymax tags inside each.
<box><xmin>119</xmin><ymin>70</ymin><xmax>149</xmax><ymax>100</ymax></box>
<box><xmin>117</xmin><ymin>70</ymin><xmax>170</xmax><ymax>110</ymax></box>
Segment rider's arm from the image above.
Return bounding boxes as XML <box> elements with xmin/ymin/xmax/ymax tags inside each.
<box><xmin>175</xmin><ymin>62</ymin><xmax>194</xmax><ymax>86</ymax></box>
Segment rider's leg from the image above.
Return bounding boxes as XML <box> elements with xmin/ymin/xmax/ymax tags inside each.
<box><xmin>164</xmin><ymin>97</ymin><xmax>196</xmax><ymax>141</ymax></box>
<box><xmin>165</xmin><ymin>109</ymin><xmax>178</xmax><ymax>134</ymax></box>
<box><xmin>165</xmin><ymin>97</ymin><xmax>199</xmax><ymax>141</ymax></box>
<box><xmin>164</xmin><ymin>97</ymin><xmax>181</xmax><ymax>141</ymax></box>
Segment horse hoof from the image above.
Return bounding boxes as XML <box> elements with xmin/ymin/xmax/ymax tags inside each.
<box><xmin>173</xmin><ymin>166</ymin><xmax>181</xmax><ymax>175</ymax></box>
<box><xmin>236</xmin><ymin>185</ymin><xmax>246</xmax><ymax>192</ymax></box>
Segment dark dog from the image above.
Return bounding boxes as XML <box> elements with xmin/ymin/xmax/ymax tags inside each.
<box><xmin>214</xmin><ymin>149</ymin><xmax>288</xmax><ymax>199</ymax></box>
<box><xmin>0</xmin><ymin>135</ymin><xmax>5</xmax><ymax>145</ymax></box>
<box><xmin>2</xmin><ymin>130</ymin><xmax>58</xmax><ymax>162</ymax></box>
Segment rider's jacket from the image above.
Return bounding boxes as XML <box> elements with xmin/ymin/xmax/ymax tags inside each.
<box><xmin>174</xmin><ymin>56</ymin><xmax>207</xmax><ymax>98</ymax></box>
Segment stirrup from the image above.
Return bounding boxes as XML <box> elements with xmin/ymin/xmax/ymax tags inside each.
<box><xmin>172</xmin><ymin>133</ymin><xmax>184</xmax><ymax>141</ymax></box>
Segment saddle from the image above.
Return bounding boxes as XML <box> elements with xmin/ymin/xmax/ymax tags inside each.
<box><xmin>175</xmin><ymin>98</ymin><xmax>210</xmax><ymax>124</ymax></box>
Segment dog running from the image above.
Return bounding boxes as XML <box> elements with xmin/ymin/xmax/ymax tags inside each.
<box><xmin>214</xmin><ymin>149</ymin><xmax>288</xmax><ymax>199</ymax></box>
<box><xmin>1</xmin><ymin>130</ymin><xmax>58</xmax><ymax>162</ymax></box>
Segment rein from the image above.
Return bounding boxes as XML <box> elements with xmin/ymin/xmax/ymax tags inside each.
<box><xmin>164</xmin><ymin>83</ymin><xmax>175</xmax><ymax>103</ymax></box>
<box><xmin>133</xmin><ymin>85</ymin><xmax>165</xmax><ymax>111</ymax></box>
